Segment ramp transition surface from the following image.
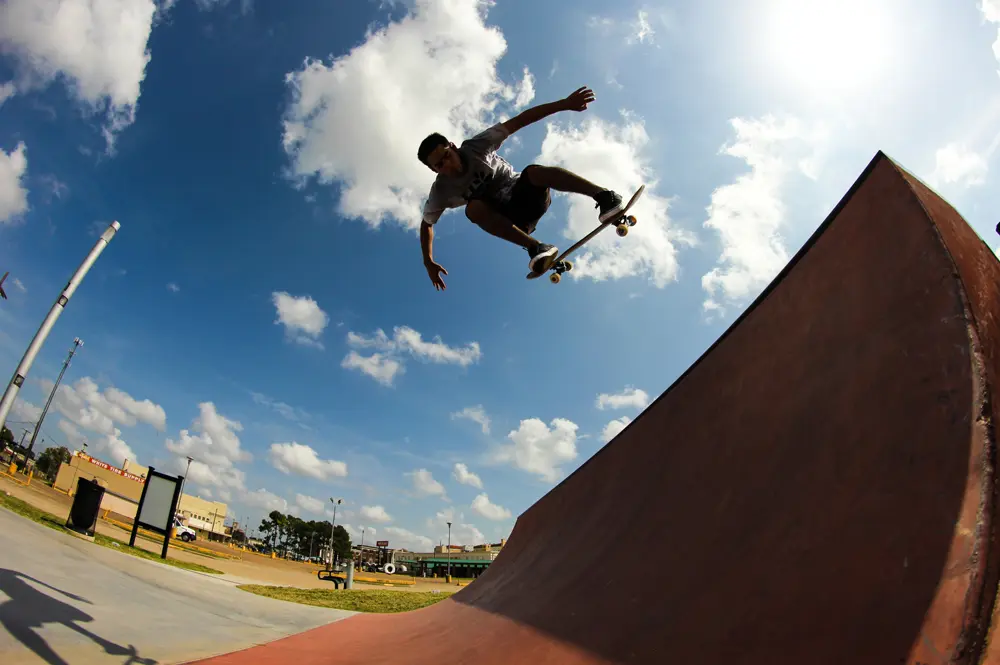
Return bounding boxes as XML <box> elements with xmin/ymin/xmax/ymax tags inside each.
<box><xmin>193</xmin><ymin>152</ymin><xmax>1000</xmax><ymax>664</ymax></box>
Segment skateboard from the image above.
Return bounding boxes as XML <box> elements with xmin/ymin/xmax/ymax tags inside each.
<box><xmin>527</xmin><ymin>184</ymin><xmax>646</xmax><ymax>284</ymax></box>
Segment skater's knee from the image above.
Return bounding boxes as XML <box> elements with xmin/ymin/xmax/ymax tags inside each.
<box><xmin>522</xmin><ymin>164</ymin><xmax>545</xmax><ymax>185</ymax></box>
<box><xmin>466</xmin><ymin>199</ymin><xmax>501</xmax><ymax>225</ymax></box>
<box><xmin>465</xmin><ymin>199</ymin><xmax>485</xmax><ymax>221</ymax></box>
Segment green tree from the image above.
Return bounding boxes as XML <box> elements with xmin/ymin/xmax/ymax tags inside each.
<box><xmin>35</xmin><ymin>446</ymin><xmax>71</xmax><ymax>480</ymax></box>
<box><xmin>253</xmin><ymin>510</ymin><xmax>352</xmax><ymax>561</ymax></box>
<box><xmin>0</xmin><ymin>426</ymin><xmax>14</xmax><ymax>447</ymax></box>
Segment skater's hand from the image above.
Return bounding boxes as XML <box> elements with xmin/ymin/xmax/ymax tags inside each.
<box><xmin>425</xmin><ymin>260</ymin><xmax>448</xmax><ymax>290</ymax></box>
<box><xmin>561</xmin><ymin>86</ymin><xmax>595</xmax><ymax>112</ymax></box>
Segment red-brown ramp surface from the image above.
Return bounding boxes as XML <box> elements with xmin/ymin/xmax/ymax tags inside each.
<box><xmin>193</xmin><ymin>152</ymin><xmax>1000</xmax><ymax>665</ymax></box>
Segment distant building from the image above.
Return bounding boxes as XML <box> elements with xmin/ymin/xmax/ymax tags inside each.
<box><xmin>53</xmin><ymin>449</ymin><xmax>228</xmax><ymax>540</ymax></box>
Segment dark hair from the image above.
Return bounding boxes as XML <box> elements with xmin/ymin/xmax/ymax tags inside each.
<box><xmin>418</xmin><ymin>133</ymin><xmax>449</xmax><ymax>166</ymax></box>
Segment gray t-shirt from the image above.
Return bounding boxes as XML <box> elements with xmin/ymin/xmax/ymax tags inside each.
<box><xmin>421</xmin><ymin>123</ymin><xmax>520</xmax><ymax>226</ymax></box>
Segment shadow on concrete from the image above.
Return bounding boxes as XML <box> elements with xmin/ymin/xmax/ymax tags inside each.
<box><xmin>0</xmin><ymin>568</ymin><xmax>158</xmax><ymax>665</ymax></box>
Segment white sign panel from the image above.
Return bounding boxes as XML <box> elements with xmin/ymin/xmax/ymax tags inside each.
<box><xmin>137</xmin><ymin>474</ymin><xmax>176</xmax><ymax>531</ymax></box>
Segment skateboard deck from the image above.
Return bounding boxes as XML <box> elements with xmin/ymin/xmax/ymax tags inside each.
<box><xmin>527</xmin><ymin>185</ymin><xmax>646</xmax><ymax>283</ymax></box>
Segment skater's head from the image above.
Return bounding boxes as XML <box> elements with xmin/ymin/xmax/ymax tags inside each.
<box><xmin>418</xmin><ymin>133</ymin><xmax>462</xmax><ymax>176</ymax></box>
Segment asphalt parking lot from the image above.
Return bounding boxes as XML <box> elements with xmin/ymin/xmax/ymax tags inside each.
<box><xmin>0</xmin><ymin>507</ymin><xmax>353</xmax><ymax>664</ymax></box>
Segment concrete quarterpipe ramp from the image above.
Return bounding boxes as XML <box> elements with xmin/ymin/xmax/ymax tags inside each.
<box><xmin>193</xmin><ymin>152</ymin><xmax>1000</xmax><ymax>665</ymax></box>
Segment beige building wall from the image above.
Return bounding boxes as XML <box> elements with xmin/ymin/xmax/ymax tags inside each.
<box><xmin>176</xmin><ymin>493</ymin><xmax>227</xmax><ymax>536</ymax></box>
<box><xmin>53</xmin><ymin>452</ymin><xmax>226</xmax><ymax>536</ymax></box>
<box><xmin>54</xmin><ymin>452</ymin><xmax>147</xmax><ymax>500</ymax></box>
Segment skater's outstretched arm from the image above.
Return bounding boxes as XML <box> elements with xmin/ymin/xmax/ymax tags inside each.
<box><xmin>502</xmin><ymin>86</ymin><xmax>595</xmax><ymax>135</ymax></box>
<box><xmin>421</xmin><ymin>221</ymin><xmax>448</xmax><ymax>290</ymax></box>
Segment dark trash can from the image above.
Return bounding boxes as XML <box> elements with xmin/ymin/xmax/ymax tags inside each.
<box><xmin>66</xmin><ymin>478</ymin><xmax>105</xmax><ymax>538</ymax></box>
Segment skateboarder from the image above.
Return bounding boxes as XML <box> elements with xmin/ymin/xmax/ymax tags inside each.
<box><xmin>417</xmin><ymin>86</ymin><xmax>627</xmax><ymax>290</ymax></box>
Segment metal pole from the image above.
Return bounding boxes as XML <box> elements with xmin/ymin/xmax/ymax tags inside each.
<box><xmin>29</xmin><ymin>337</ymin><xmax>82</xmax><ymax>451</ymax></box>
<box><xmin>447</xmin><ymin>521</ymin><xmax>452</xmax><ymax>580</ymax></box>
<box><xmin>328</xmin><ymin>497</ymin><xmax>341</xmax><ymax>566</ymax></box>
<box><xmin>178</xmin><ymin>456</ymin><xmax>192</xmax><ymax>512</ymax></box>
<box><xmin>0</xmin><ymin>221</ymin><xmax>121</xmax><ymax>432</ymax></box>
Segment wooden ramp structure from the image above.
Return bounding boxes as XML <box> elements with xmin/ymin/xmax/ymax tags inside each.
<box><xmin>192</xmin><ymin>152</ymin><xmax>1000</xmax><ymax>665</ymax></box>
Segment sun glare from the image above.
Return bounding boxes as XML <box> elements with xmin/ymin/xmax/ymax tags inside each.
<box><xmin>762</xmin><ymin>0</ymin><xmax>895</xmax><ymax>99</ymax></box>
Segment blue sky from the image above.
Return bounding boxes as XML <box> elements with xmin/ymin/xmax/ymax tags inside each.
<box><xmin>1</xmin><ymin>0</ymin><xmax>999</xmax><ymax>550</ymax></box>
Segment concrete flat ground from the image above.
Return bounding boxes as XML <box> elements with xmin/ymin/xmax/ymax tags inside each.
<box><xmin>0</xmin><ymin>476</ymin><xmax>466</xmax><ymax>593</ymax></box>
<box><xmin>0</xmin><ymin>507</ymin><xmax>354</xmax><ymax>665</ymax></box>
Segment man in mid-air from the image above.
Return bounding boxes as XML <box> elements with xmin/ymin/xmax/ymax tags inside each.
<box><xmin>417</xmin><ymin>86</ymin><xmax>626</xmax><ymax>290</ymax></box>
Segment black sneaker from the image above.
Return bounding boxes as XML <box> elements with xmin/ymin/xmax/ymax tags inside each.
<box><xmin>594</xmin><ymin>190</ymin><xmax>625</xmax><ymax>223</ymax></box>
<box><xmin>527</xmin><ymin>243</ymin><xmax>558</xmax><ymax>273</ymax></box>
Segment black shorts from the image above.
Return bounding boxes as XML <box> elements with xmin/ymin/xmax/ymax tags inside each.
<box><xmin>497</xmin><ymin>167</ymin><xmax>551</xmax><ymax>234</ymax></box>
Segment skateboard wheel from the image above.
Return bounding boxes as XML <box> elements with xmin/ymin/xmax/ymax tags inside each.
<box><xmin>550</xmin><ymin>272</ymin><xmax>561</xmax><ymax>284</ymax></box>
<box><xmin>627</xmin><ymin>215</ymin><xmax>637</xmax><ymax>226</ymax></box>
<box><xmin>616</xmin><ymin>224</ymin><xmax>629</xmax><ymax>237</ymax></box>
<box><xmin>563</xmin><ymin>260</ymin><xmax>573</xmax><ymax>271</ymax></box>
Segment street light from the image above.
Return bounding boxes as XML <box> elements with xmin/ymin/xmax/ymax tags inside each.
<box><xmin>447</xmin><ymin>521</ymin><xmax>452</xmax><ymax>581</ymax></box>
<box><xmin>328</xmin><ymin>497</ymin><xmax>342</xmax><ymax>566</ymax></box>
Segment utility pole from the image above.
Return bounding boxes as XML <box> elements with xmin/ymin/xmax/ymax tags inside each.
<box><xmin>0</xmin><ymin>221</ymin><xmax>120</xmax><ymax>432</ymax></box>
<box><xmin>178</xmin><ymin>456</ymin><xmax>193</xmax><ymax>513</ymax></box>
<box><xmin>447</xmin><ymin>521</ymin><xmax>452</xmax><ymax>581</ymax></box>
<box><xmin>28</xmin><ymin>337</ymin><xmax>83</xmax><ymax>452</ymax></box>
<box><xmin>328</xmin><ymin>497</ymin><xmax>342</xmax><ymax>566</ymax></box>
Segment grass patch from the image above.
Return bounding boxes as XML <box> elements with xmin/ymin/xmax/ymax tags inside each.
<box><xmin>0</xmin><ymin>491</ymin><xmax>224</xmax><ymax>575</ymax></box>
<box><xmin>238</xmin><ymin>585</ymin><xmax>454</xmax><ymax>613</ymax></box>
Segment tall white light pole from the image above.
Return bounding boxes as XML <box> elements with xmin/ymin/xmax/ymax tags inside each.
<box><xmin>0</xmin><ymin>221</ymin><xmax>121</xmax><ymax>432</ymax></box>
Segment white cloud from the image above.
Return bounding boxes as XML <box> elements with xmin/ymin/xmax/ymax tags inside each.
<box><xmin>0</xmin><ymin>141</ymin><xmax>29</xmax><ymax>224</ymax></box>
<box><xmin>250</xmin><ymin>391</ymin><xmax>310</xmax><ymax>424</ymax></box>
<box><xmin>602</xmin><ymin>416</ymin><xmax>631</xmax><ymax>443</ymax></box>
<box><xmin>164</xmin><ymin>402</ymin><xmax>251</xmax><ymax>492</ymax></box>
<box><xmin>0</xmin><ymin>0</ymin><xmax>158</xmax><ymax>151</ymax></box>
<box><xmin>272</xmin><ymin>291</ymin><xmax>329</xmax><ymax>348</ymax></box>
<box><xmin>58</xmin><ymin>418</ymin><xmax>139</xmax><ymax>467</ymax></box>
<box><xmin>243</xmin><ymin>488</ymin><xmax>288</xmax><ymax>513</ymax></box>
<box><xmin>451</xmin><ymin>405</ymin><xmax>490</xmax><ymax>434</ymax></box>
<box><xmin>280</xmin><ymin>0</ymin><xmax>533</xmax><ymax>230</ymax></box>
<box><xmin>12</xmin><ymin>277</ymin><xmax>26</xmax><ymax>293</ymax></box>
<box><xmin>490</xmin><ymin>417</ymin><xmax>579</xmax><ymax>483</ymax></box>
<box><xmin>627</xmin><ymin>10</ymin><xmax>655</xmax><ymax>45</ymax></box>
<box><xmin>471</xmin><ymin>493</ymin><xmax>510</xmax><ymax>521</ymax></box>
<box><xmin>928</xmin><ymin>142</ymin><xmax>989</xmax><ymax>189</ymax></box>
<box><xmin>10</xmin><ymin>397</ymin><xmax>42</xmax><ymax>424</ymax></box>
<box><xmin>452</xmin><ymin>462</ymin><xmax>483</xmax><ymax>489</ymax></box>
<box><xmin>596</xmin><ymin>386</ymin><xmax>649</xmax><ymax>411</ymax></box>
<box><xmin>43</xmin><ymin>376</ymin><xmax>167</xmax><ymax>436</ymax></box>
<box><xmin>295</xmin><ymin>493</ymin><xmax>324</xmax><ymax>514</ymax></box>
<box><xmin>701</xmin><ymin>114</ymin><xmax>829</xmax><ymax>314</ymax></box>
<box><xmin>360</xmin><ymin>505</ymin><xmax>392</xmax><ymax>523</ymax></box>
<box><xmin>407</xmin><ymin>468</ymin><xmax>447</xmax><ymax>499</ymax></box>
<box><xmin>427</xmin><ymin>508</ymin><xmax>486</xmax><ymax>548</ymax></box>
<box><xmin>382</xmin><ymin>525</ymin><xmax>434</xmax><ymax>552</ymax></box>
<box><xmin>0</xmin><ymin>82</ymin><xmax>14</xmax><ymax>105</ymax></box>
<box><xmin>341</xmin><ymin>523</ymin><xmax>377</xmax><ymax>541</ymax></box>
<box><xmin>347</xmin><ymin>326</ymin><xmax>481</xmax><ymax>366</ymax></box>
<box><xmin>343</xmin><ymin>325</ymin><xmax>481</xmax><ymax>386</ymax></box>
<box><xmin>536</xmin><ymin>113</ymin><xmax>695</xmax><ymax>287</ymax></box>
<box><xmin>982</xmin><ymin>0</ymin><xmax>1000</xmax><ymax>65</ymax></box>
<box><xmin>167</xmin><ymin>282</ymin><xmax>179</xmax><ymax>293</ymax></box>
<box><xmin>267</xmin><ymin>441</ymin><xmax>348</xmax><ymax>480</ymax></box>
<box><xmin>340</xmin><ymin>351</ymin><xmax>404</xmax><ymax>387</ymax></box>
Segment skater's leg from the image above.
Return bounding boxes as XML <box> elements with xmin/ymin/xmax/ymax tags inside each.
<box><xmin>522</xmin><ymin>164</ymin><xmax>603</xmax><ymax>197</ymax></box>
<box><xmin>465</xmin><ymin>200</ymin><xmax>538</xmax><ymax>250</ymax></box>
<box><xmin>522</xmin><ymin>165</ymin><xmax>626</xmax><ymax>223</ymax></box>
<box><xmin>466</xmin><ymin>199</ymin><xmax>559</xmax><ymax>273</ymax></box>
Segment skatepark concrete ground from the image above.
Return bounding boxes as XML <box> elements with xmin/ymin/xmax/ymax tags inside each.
<box><xmin>0</xmin><ymin>507</ymin><xmax>354</xmax><ymax>664</ymax></box>
<box><xmin>0</xmin><ymin>476</ymin><xmax>462</xmax><ymax>593</ymax></box>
